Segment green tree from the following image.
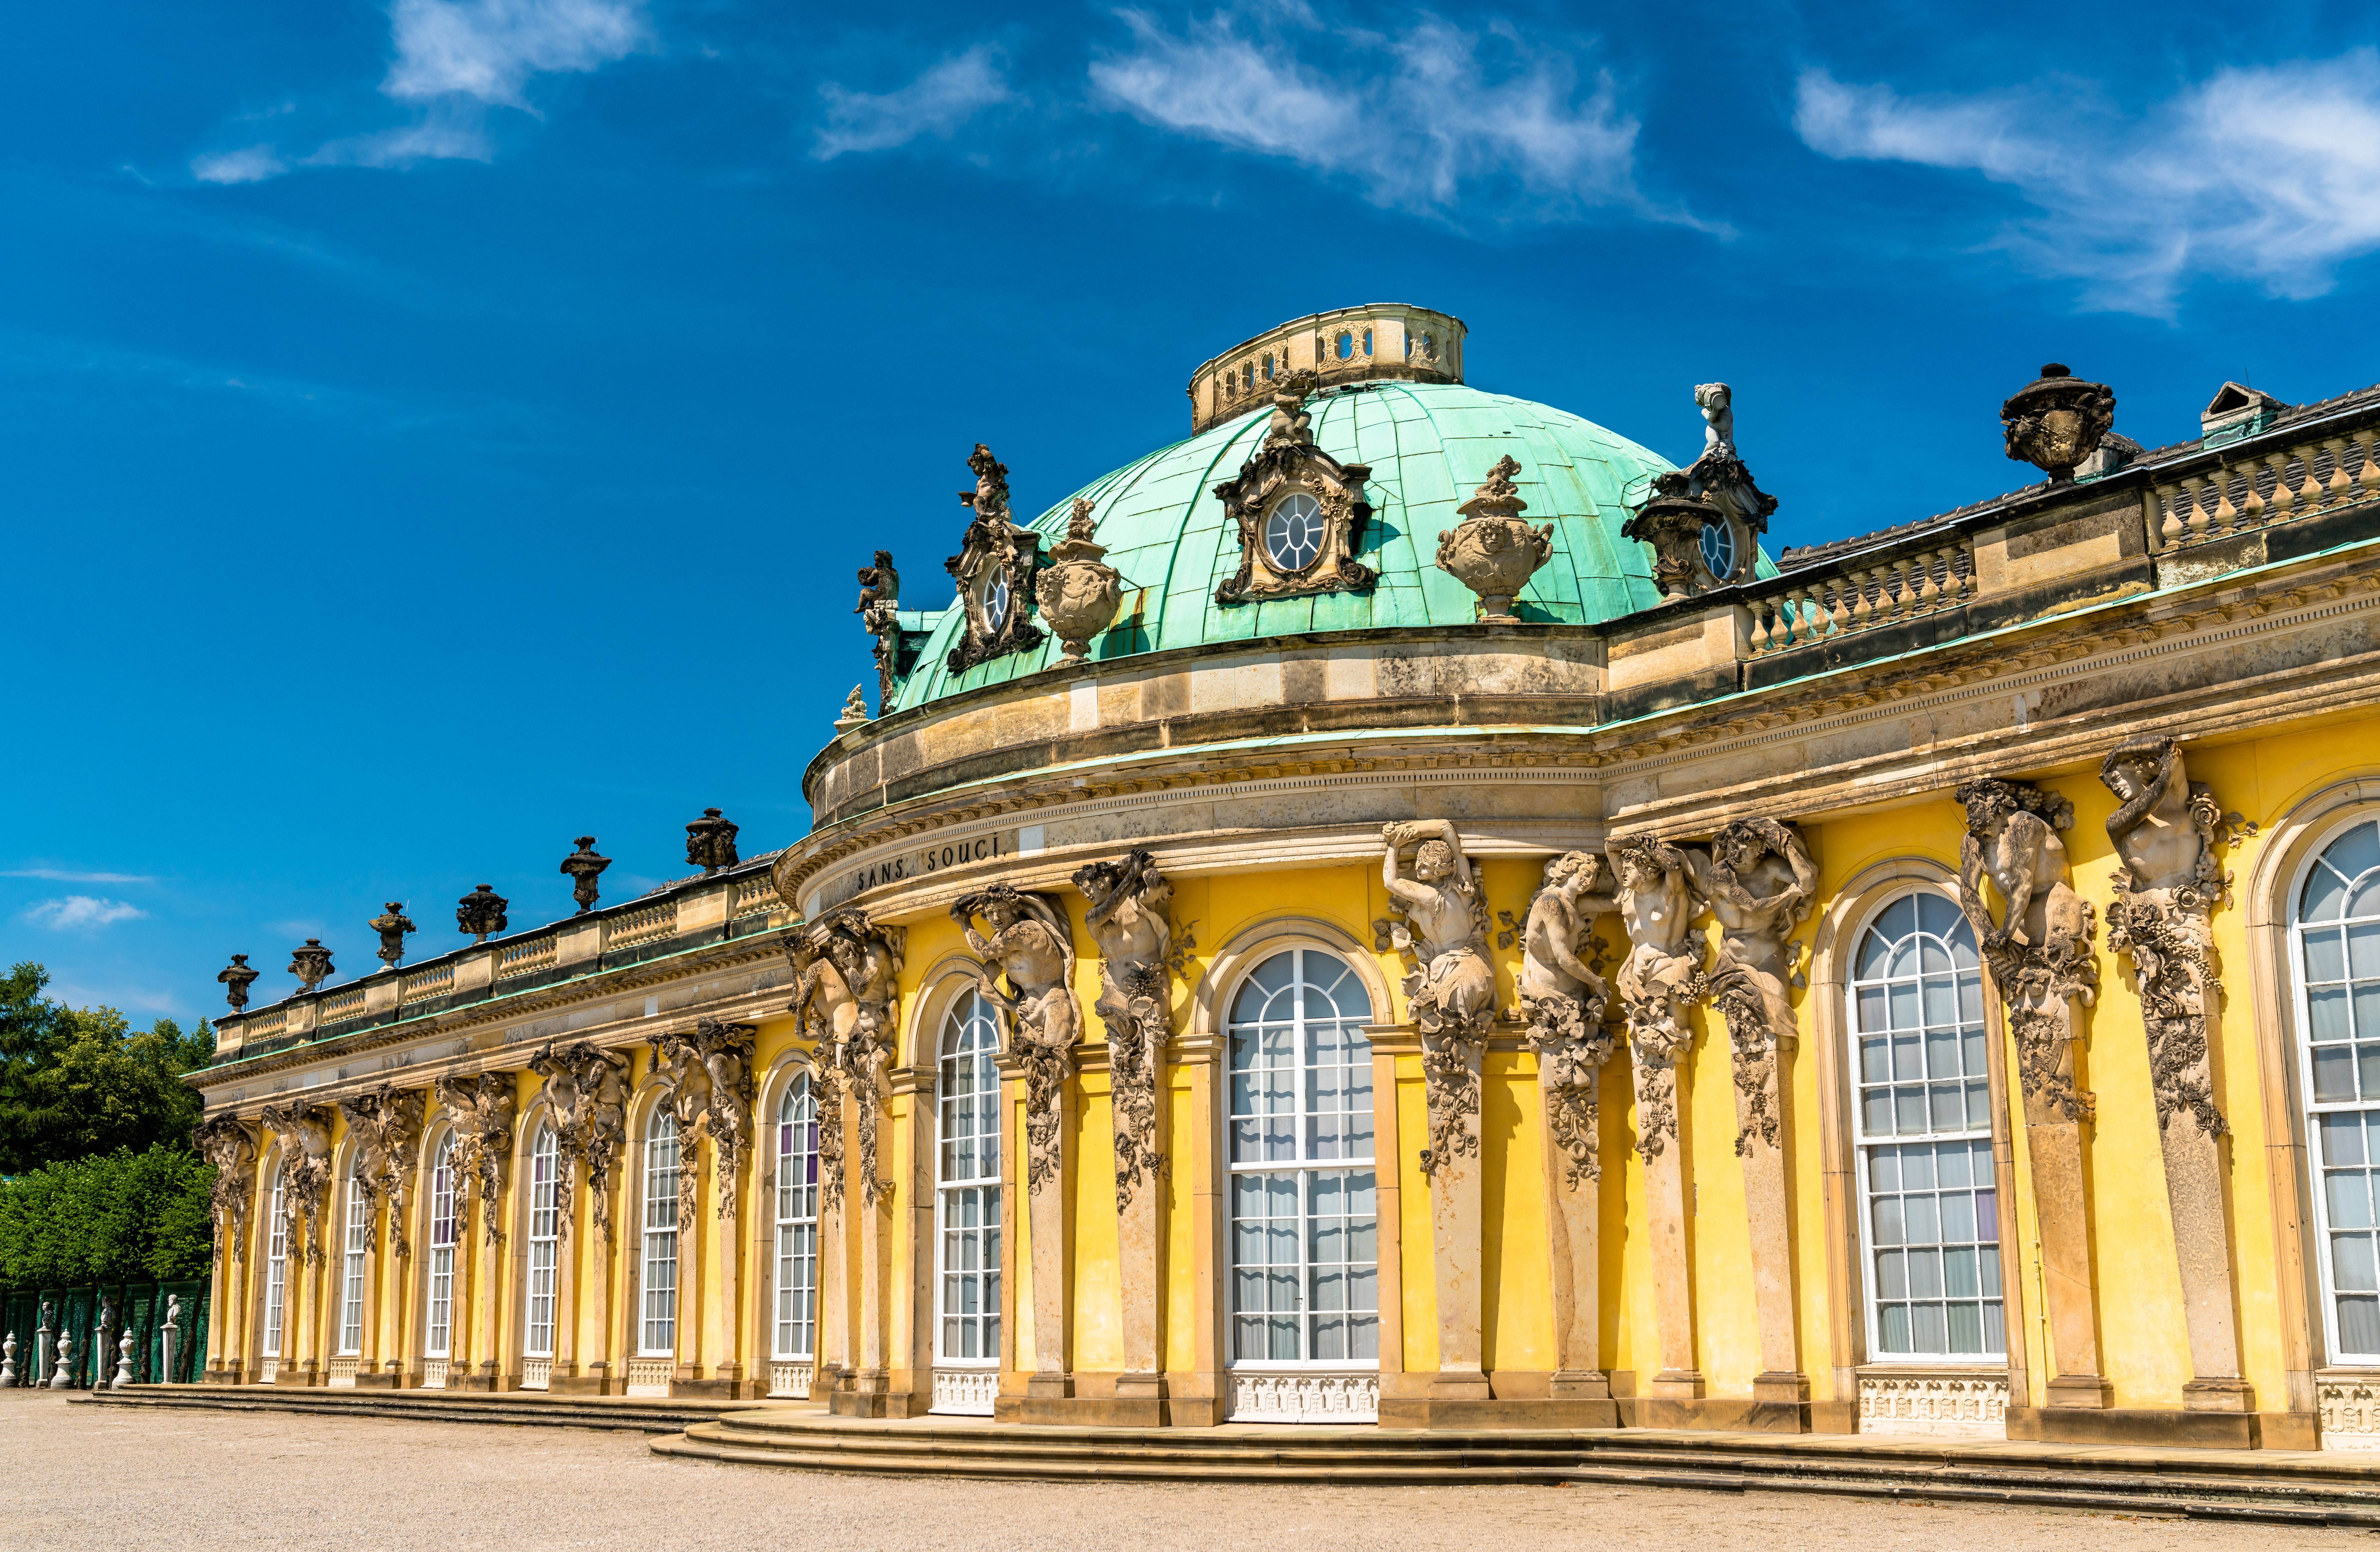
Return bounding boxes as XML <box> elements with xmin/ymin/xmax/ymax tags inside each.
<box><xmin>0</xmin><ymin>1146</ymin><xmax>215</xmax><ymax>1285</ymax></box>
<box><xmin>0</xmin><ymin>962</ymin><xmax>213</xmax><ymax>1175</ymax></box>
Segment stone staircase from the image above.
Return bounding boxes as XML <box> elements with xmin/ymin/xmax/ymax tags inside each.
<box><xmin>656</xmin><ymin>1410</ymin><xmax>2380</xmax><ymax>1526</ymax></box>
<box><xmin>75</xmin><ymin>1383</ymin><xmax>771</xmax><ymax>1433</ymax></box>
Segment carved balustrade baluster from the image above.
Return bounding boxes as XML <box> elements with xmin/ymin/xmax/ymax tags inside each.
<box><xmin>2359</xmin><ymin>436</ymin><xmax>2380</xmax><ymax>500</ymax></box>
<box><xmin>2265</xmin><ymin>451</ymin><xmax>2295</xmax><ymax>519</ymax></box>
<box><xmin>2233</xmin><ymin>462</ymin><xmax>2264</xmax><ymax>529</ymax></box>
<box><xmin>2151</xmin><ymin>481</ymin><xmax>2182</xmax><ymax>549</ymax></box>
<box><xmin>2324</xmin><ymin>438</ymin><xmax>2353</xmax><ymax>503</ymax></box>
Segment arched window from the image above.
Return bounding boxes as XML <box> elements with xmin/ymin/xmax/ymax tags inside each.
<box><xmin>640</xmin><ymin>1111</ymin><xmax>680</xmax><ymax>1356</ymax></box>
<box><xmin>261</xmin><ymin>1167</ymin><xmax>289</xmax><ymax>1364</ymax></box>
<box><xmin>426</xmin><ymin>1136</ymin><xmax>457</xmax><ymax>1358</ymax></box>
<box><xmin>1227</xmin><ymin>947</ymin><xmax>1377</xmax><ymax>1367</ymax></box>
<box><xmin>524</xmin><ymin>1125</ymin><xmax>558</xmax><ymax>1360</ymax></box>
<box><xmin>336</xmin><ymin>1163</ymin><xmax>367</xmax><ymax>1355</ymax></box>
<box><xmin>2293</xmin><ymin>818</ymin><xmax>2380</xmax><ymax>1360</ymax></box>
<box><xmin>934</xmin><ymin>990</ymin><xmax>1003</xmax><ymax>1412</ymax></box>
<box><xmin>1848</xmin><ymin>890</ymin><xmax>2003</xmax><ymax>1360</ymax></box>
<box><xmin>776</xmin><ymin>1075</ymin><xmax>820</xmax><ymax>1362</ymax></box>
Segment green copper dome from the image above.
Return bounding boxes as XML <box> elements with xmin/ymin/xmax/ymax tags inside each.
<box><xmin>893</xmin><ymin>379</ymin><xmax>1766</xmax><ymax>712</ymax></box>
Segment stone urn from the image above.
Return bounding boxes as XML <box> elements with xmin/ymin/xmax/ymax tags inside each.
<box><xmin>2001</xmin><ymin>363</ymin><xmax>2115</xmax><ymax>484</ymax></box>
<box><xmin>1034</xmin><ymin>497</ymin><xmax>1123</xmax><ymax>662</ymax></box>
<box><xmin>1435</xmin><ymin>456</ymin><xmax>1553</xmax><ymax>622</ymax></box>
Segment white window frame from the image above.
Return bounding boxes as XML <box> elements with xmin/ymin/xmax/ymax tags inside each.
<box><xmin>261</xmin><ymin>1168</ymin><xmax>289</xmax><ymax>1359</ymax></box>
<box><xmin>1847</xmin><ymin>886</ymin><xmax>2007</xmax><ymax>1365</ymax></box>
<box><xmin>2289</xmin><ymin>812</ymin><xmax>2380</xmax><ymax>1365</ymax></box>
<box><xmin>425</xmin><ymin>1136</ymin><xmax>457</xmax><ymax>1358</ymax></box>
<box><xmin>336</xmin><ymin>1165</ymin><xmax>367</xmax><ymax>1355</ymax></box>
<box><xmin>1225</xmin><ymin>945</ymin><xmax>1380</xmax><ymax>1372</ymax></box>
<box><xmin>935</xmin><ymin>990</ymin><xmax>1003</xmax><ymax>1374</ymax></box>
<box><xmin>775</xmin><ymin>1075</ymin><xmax>820</xmax><ymax>1362</ymax></box>
<box><xmin>524</xmin><ymin>1125</ymin><xmax>558</xmax><ymax>1359</ymax></box>
<box><xmin>640</xmin><ymin>1110</ymin><xmax>680</xmax><ymax>1357</ymax></box>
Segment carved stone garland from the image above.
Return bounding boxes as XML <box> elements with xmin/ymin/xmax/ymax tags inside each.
<box><xmin>945</xmin><ymin>443</ymin><xmax>1048</xmax><ymax>673</ymax></box>
<box><xmin>1952</xmin><ymin>775</ymin><xmax>2107</xmax><ymax>1407</ymax></box>
<box><xmin>1213</xmin><ymin>371</ymin><xmax>1376</xmax><ymax>606</ymax></box>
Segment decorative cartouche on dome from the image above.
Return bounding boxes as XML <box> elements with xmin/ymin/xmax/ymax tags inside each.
<box><xmin>1211</xmin><ymin>370</ymin><xmax>1377</xmax><ymax>607</ymax></box>
<box><xmin>1188</xmin><ymin>304</ymin><xmax>1466</xmax><ymax>435</ymax></box>
<box><xmin>944</xmin><ymin>442</ymin><xmax>1048</xmax><ymax>674</ymax></box>
<box><xmin>1625</xmin><ymin>382</ymin><xmax>1778</xmax><ymax>599</ymax></box>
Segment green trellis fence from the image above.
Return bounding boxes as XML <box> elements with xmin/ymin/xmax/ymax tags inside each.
<box><xmin>0</xmin><ymin>1280</ymin><xmax>210</xmax><ymax>1387</ymax></box>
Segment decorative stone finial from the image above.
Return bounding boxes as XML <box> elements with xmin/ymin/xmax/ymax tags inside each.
<box><xmin>368</xmin><ymin>903</ymin><xmax>416</xmax><ymax>969</ymax></box>
<box><xmin>217</xmin><ymin>954</ymin><xmax>259</xmax><ymax>1011</ymax></box>
<box><xmin>455</xmin><ymin>885</ymin><xmax>509</xmax><ymax>943</ymax></box>
<box><xmin>2001</xmin><ymin>362</ymin><xmax>2116</xmax><ymax>484</ymax></box>
<box><xmin>1436</xmin><ymin>455</ymin><xmax>1553</xmax><ymax>622</ymax></box>
<box><xmin>287</xmin><ymin>940</ymin><xmax>333</xmax><ymax>993</ymax></box>
<box><xmin>685</xmin><ymin>808</ymin><xmax>739</xmax><ymax>874</ymax></box>
<box><xmin>834</xmin><ymin>686</ymin><xmax>872</xmax><ymax>732</ymax></box>
<box><xmin>1035</xmin><ymin>496</ymin><xmax>1124</xmax><ymax>663</ymax></box>
<box><xmin>559</xmin><ymin>837</ymin><xmax>610</xmax><ymax>915</ymax></box>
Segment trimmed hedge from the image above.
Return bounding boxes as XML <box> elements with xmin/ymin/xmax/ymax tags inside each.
<box><xmin>0</xmin><ymin>1145</ymin><xmax>214</xmax><ymax>1287</ymax></box>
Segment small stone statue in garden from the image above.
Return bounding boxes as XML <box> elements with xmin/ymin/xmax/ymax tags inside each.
<box><xmin>1</xmin><ymin>1332</ymin><xmax>16</xmax><ymax>1387</ymax></box>
<box><xmin>113</xmin><ymin>1326</ymin><xmax>134</xmax><ymax>1389</ymax></box>
<box><xmin>49</xmin><ymin>1331</ymin><xmax>71</xmax><ymax>1390</ymax></box>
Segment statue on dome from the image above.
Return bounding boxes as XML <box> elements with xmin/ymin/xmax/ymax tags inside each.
<box><xmin>1264</xmin><ymin>369</ymin><xmax>1317</xmax><ymax>449</ymax></box>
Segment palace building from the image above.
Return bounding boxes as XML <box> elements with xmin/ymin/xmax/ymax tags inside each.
<box><xmin>187</xmin><ymin>304</ymin><xmax>2380</xmax><ymax>1452</ymax></box>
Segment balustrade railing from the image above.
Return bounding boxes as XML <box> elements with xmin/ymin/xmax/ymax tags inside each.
<box><xmin>400</xmin><ymin>964</ymin><xmax>455</xmax><ymax>1005</ymax></box>
<box><xmin>318</xmin><ymin>986</ymin><xmax>366</xmax><ymax>1022</ymax></box>
<box><xmin>497</xmin><ymin>935</ymin><xmax>557</xmax><ymax>980</ymax></box>
<box><xmin>607</xmin><ymin>900</ymin><xmax>677</xmax><ymax>952</ymax></box>
<box><xmin>2150</xmin><ymin>428</ymin><xmax>2378</xmax><ymax>551</ymax></box>
<box><xmin>1741</xmin><ymin>535</ymin><xmax>1976</xmax><ymax>659</ymax></box>
<box><xmin>245</xmin><ymin>1006</ymin><xmax>286</xmax><ymax>1039</ymax></box>
<box><xmin>732</xmin><ymin>874</ymin><xmax>781</xmax><ymax>921</ymax></box>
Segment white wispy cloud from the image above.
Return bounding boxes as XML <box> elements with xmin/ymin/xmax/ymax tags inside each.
<box><xmin>1088</xmin><ymin>6</ymin><xmax>1686</xmax><ymax>224</ymax></box>
<box><xmin>814</xmin><ymin>46</ymin><xmax>1014</xmax><ymax>159</ymax></box>
<box><xmin>188</xmin><ymin>0</ymin><xmax>648</xmax><ymax>184</ymax></box>
<box><xmin>384</xmin><ymin>0</ymin><xmax>651</xmax><ymax>108</ymax></box>
<box><xmin>2</xmin><ymin>868</ymin><xmax>155</xmax><ymax>884</ymax></box>
<box><xmin>191</xmin><ymin>145</ymin><xmax>289</xmax><ymax>185</ymax></box>
<box><xmin>1794</xmin><ymin>52</ymin><xmax>2380</xmax><ymax>314</ymax></box>
<box><xmin>21</xmin><ymin>896</ymin><xmax>148</xmax><ymax>931</ymax></box>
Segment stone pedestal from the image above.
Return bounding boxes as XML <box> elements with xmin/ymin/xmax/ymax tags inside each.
<box><xmin>1634</xmin><ymin>1055</ymin><xmax>1701</xmax><ymax>1399</ymax></box>
<box><xmin>2161</xmin><ymin>1111</ymin><xmax>2251</xmax><ymax>1409</ymax></box>
<box><xmin>1427</xmin><ymin>1036</ymin><xmax>1489</xmax><ymax>1401</ymax></box>
<box><xmin>1026</xmin><ymin>1073</ymin><xmax>1074</xmax><ymax>1398</ymax></box>
<box><xmin>2024</xmin><ymin>1112</ymin><xmax>2108</xmax><ymax>1408</ymax></box>
<box><xmin>1734</xmin><ymin>1060</ymin><xmax>1809</xmax><ymax>1414</ymax></box>
<box><xmin>1538</xmin><ymin>1060</ymin><xmax>1608</xmax><ymax>1402</ymax></box>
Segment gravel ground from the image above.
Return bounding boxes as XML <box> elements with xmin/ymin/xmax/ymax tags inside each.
<box><xmin>2</xmin><ymin>1390</ymin><xmax>2364</xmax><ymax>1551</ymax></box>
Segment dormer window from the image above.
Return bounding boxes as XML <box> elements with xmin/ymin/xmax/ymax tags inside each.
<box><xmin>982</xmin><ymin>572</ymin><xmax>1010</xmax><ymax>634</ymax></box>
<box><xmin>1263</xmin><ymin>492</ymin><xmax>1325</xmax><ymax>572</ymax></box>
<box><xmin>1699</xmin><ymin>518</ymin><xmax>1737</xmax><ymax>581</ymax></box>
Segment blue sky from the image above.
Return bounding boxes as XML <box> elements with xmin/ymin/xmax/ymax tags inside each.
<box><xmin>7</xmin><ymin>0</ymin><xmax>2379</xmax><ymax>1022</ymax></box>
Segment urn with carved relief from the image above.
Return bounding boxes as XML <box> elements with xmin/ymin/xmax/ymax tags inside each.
<box><xmin>1033</xmin><ymin>497</ymin><xmax>1123</xmax><ymax>662</ymax></box>
<box><xmin>2001</xmin><ymin>363</ymin><xmax>2115</xmax><ymax>484</ymax></box>
<box><xmin>1434</xmin><ymin>455</ymin><xmax>1553</xmax><ymax>622</ymax></box>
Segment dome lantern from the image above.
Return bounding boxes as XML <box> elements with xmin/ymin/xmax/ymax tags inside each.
<box><xmin>1187</xmin><ymin>304</ymin><xmax>1465</xmax><ymax>434</ymax></box>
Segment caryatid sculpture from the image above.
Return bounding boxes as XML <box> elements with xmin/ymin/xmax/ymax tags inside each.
<box><xmin>784</xmin><ymin>931</ymin><xmax>852</xmax><ymax>1212</ymax></box>
<box><xmin>814</xmin><ymin>912</ymin><xmax>904</xmax><ymax>1210</ymax></box>
<box><xmin>952</xmin><ymin>886</ymin><xmax>1080</xmax><ymax>1192</ymax></box>
<box><xmin>2101</xmin><ymin>736</ymin><xmax>2253</xmax><ymax>1409</ymax></box>
<box><xmin>954</xmin><ymin>884</ymin><xmax>1082</xmax><ymax>1397</ymax></box>
<box><xmin>191</xmin><ymin>1115</ymin><xmax>257</xmax><ymax>1259</ymax></box>
<box><xmin>1516</xmin><ymin>852</ymin><xmax>1617</xmax><ymax>1189</ymax></box>
<box><xmin>1072</xmin><ymin>850</ymin><xmax>1177</xmax><ymax>1212</ymax></box>
<box><xmin>1381</xmin><ymin>820</ymin><xmax>1496</xmax><ymax>1176</ymax></box>
<box><xmin>435</xmin><ymin>1073</ymin><xmax>517</xmax><ymax>1245</ymax></box>
<box><xmin>663</xmin><ymin>1018</ymin><xmax>756</xmax><ymax>1220</ymax></box>
<box><xmin>1954</xmin><ymin>773</ymin><xmax>2106</xmax><ymax>1405</ymax></box>
<box><xmin>336</xmin><ymin>1086</ymin><xmax>424</xmax><ymax>1256</ymax></box>
<box><xmin>2100</xmin><ymin>738</ymin><xmax>2235</xmax><ymax>1135</ymax></box>
<box><xmin>1608</xmin><ymin>834</ymin><xmax>1703</xmax><ymax>1156</ymax></box>
<box><xmin>1685</xmin><ymin>818</ymin><xmax>1817</xmax><ymax>1154</ymax></box>
<box><xmin>1954</xmin><ymin>778</ymin><xmax>2099</xmax><ymax>1119</ymax></box>
<box><xmin>258</xmin><ymin>1101</ymin><xmax>334</xmax><ymax>1263</ymax></box>
<box><xmin>529</xmin><ymin>1041</ymin><xmax>632</xmax><ymax>1238</ymax></box>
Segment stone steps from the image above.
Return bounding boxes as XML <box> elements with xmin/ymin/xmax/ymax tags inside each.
<box><xmin>75</xmin><ymin>1383</ymin><xmax>767</xmax><ymax>1433</ymax></box>
<box><xmin>656</xmin><ymin>1412</ymin><xmax>2380</xmax><ymax>1525</ymax></box>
